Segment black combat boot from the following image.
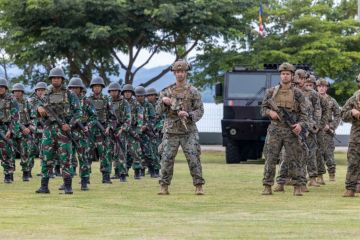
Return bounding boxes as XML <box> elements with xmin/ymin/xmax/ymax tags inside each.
<box><xmin>140</xmin><ymin>168</ymin><xmax>146</xmax><ymax>177</ymax></box>
<box><xmin>4</xmin><ymin>174</ymin><xmax>11</xmax><ymax>184</ymax></box>
<box><xmin>64</xmin><ymin>177</ymin><xmax>73</xmax><ymax>194</ymax></box>
<box><xmin>102</xmin><ymin>172</ymin><xmax>112</xmax><ymax>184</ymax></box>
<box><xmin>22</xmin><ymin>171</ymin><xmax>30</xmax><ymax>182</ymax></box>
<box><xmin>111</xmin><ymin>169</ymin><xmax>120</xmax><ymax>179</ymax></box>
<box><xmin>29</xmin><ymin>170</ymin><xmax>33</xmax><ymax>178</ymax></box>
<box><xmin>35</xmin><ymin>178</ymin><xmax>50</xmax><ymax>193</ymax></box>
<box><xmin>10</xmin><ymin>173</ymin><xmax>14</xmax><ymax>182</ymax></box>
<box><xmin>152</xmin><ymin>169</ymin><xmax>160</xmax><ymax>178</ymax></box>
<box><xmin>81</xmin><ymin>177</ymin><xmax>89</xmax><ymax>191</ymax></box>
<box><xmin>54</xmin><ymin>165</ymin><xmax>61</xmax><ymax>177</ymax></box>
<box><xmin>134</xmin><ymin>169</ymin><xmax>141</xmax><ymax>180</ymax></box>
<box><xmin>119</xmin><ymin>173</ymin><xmax>127</xmax><ymax>182</ymax></box>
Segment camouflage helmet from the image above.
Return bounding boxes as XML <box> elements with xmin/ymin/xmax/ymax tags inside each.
<box><xmin>278</xmin><ymin>62</ymin><xmax>295</xmax><ymax>73</ymax></box>
<box><xmin>34</xmin><ymin>82</ymin><xmax>47</xmax><ymax>91</ymax></box>
<box><xmin>11</xmin><ymin>83</ymin><xmax>25</xmax><ymax>92</ymax></box>
<box><xmin>135</xmin><ymin>86</ymin><xmax>146</xmax><ymax>96</ymax></box>
<box><xmin>121</xmin><ymin>84</ymin><xmax>135</xmax><ymax>95</ymax></box>
<box><xmin>68</xmin><ymin>76</ymin><xmax>84</xmax><ymax>89</ymax></box>
<box><xmin>171</xmin><ymin>59</ymin><xmax>191</xmax><ymax>71</ymax></box>
<box><xmin>306</xmin><ymin>75</ymin><xmax>316</xmax><ymax>84</ymax></box>
<box><xmin>316</xmin><ymin>78</ymin><xmax>329</xmax><ymax>87</ymax></box>
<box><xmin>108</xmin><ymin>82</ymin><xmax>121</xmax><ymax>92</ymax></box>
<box><xmin>90</xmin><ymin>76</ymin><xmax>105</xmax><ymax>88</ymax></box>
<box><xmin>49</xmin><ymin>67</ymin><xmax>65</xmax><ymax>79</ymax></box>
<box><xmin>146</xmin><ymin>87</ymin><xmax>158</xmax><ymax>96</ymax></box>
<box><xmin>295</xmin><ymin>69</ymin><xmax>307</xmax><ymax>78</ymax></box>
<box><xmin>0</xmin><ymin>78</ymin><xmax>8</xmax><ymax>89</ymax></box>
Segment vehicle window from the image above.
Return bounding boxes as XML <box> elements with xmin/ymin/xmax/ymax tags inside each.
<box><xmin>227</xmin><ymin>73</ymin><xmax>267</xmax><ymax>98</ymax></box>
<box><xmin>271</xmin><ymin>74</ymin><xmax>280</xmax><ymax>87</ymax></box>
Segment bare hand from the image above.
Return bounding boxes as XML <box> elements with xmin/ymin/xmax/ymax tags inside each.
<box><xmin>84</xmin><ymin>126</ymin><xmax>89</xmax><ymax>133</ymax></box>
<box><xmin>37</xmin><ymin>106</ymin><xmax>47</xmax><ymax>117</ymax></box>
<box><xmin>292</xmin><ymin>123</ymin><xmax>302</xmax><ymax>135</ymax></box>
<box><xmin>5</xmin><ymin>130</ymin><xmax>11</xmax><ymax>139</ymax></box>
<box><xmin>269</xmin><ymin>110</ymin><xmax>280</xmax><ymax>120</ymax></box>
<box><xmin>116</xmin><ymin>128</ymin><xmax>123</xmax><ymax>137</ymax></box>
<box><xmin>324</xmin><ymin>124</ymin><xmax>330</xmax><ymax>131</ymax></box>
<box><xmin>352</xmin><ymin>109</ymin><xmax>360</xmax><ymax>119</ymax></box>
<box><xmin>162</xmin><ymin>97</ymin><xmax>171</xmax><ymax>106</ymax></box>
<box><xmin>178</xmin><ymin>110</ymin><xmax>189</xmax><ymax>119</ymax></box>
<box><xmin>105</xmin><ymin>127</ymin><xmax>110</xmax><ymax>135</ymax></box>
<box><xmin>62</xmin><ymin>124</ymin><xmax>71</xmax><ymax>132</ymax></box>
<box><xmin>22</xmin><ymin>128</ymin><xmax>31</xmax><ymax>135</ymax></box>
<box><xmin>141</xmin><ymin>125</ymin><xmax>147</xmax><ymax>132</ymax></box>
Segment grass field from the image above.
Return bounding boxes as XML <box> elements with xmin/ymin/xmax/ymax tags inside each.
<box><xmin>1</xmin><ymin>150</ymin><xmax>360</xmax><ymax>240</ymax></box>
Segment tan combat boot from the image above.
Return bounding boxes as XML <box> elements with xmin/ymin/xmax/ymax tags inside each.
<box><xmin>273</xmin><ymin>184</ymin><xmax>285</xmax><ymax>192</ymax></box>
<box><xmin>329</xmin><ymin>173</ymin><xmax>335</xmax><ymax>182</ymax></box>
<box><xmin>301</xmin><ymin>185</ymin><xmax>309</xmax><ymax>193</ymax></box>
<box><xmin>308</xmin><ymin>177</ymin><xmax>320</xmax><ymax>187</ymax></box>
<box><xmin>293</xmin><ymin>186</ymin><xmax>303</xmax><ymax>196</ymax></box>
<box><xmin>158</xmin><ymin>185</ymin><xmax>169</xmax><ymax>195</ymax></box>
<box><xmin>195</xmin><ymin>185</ymin><xmax>204</xmax><ymax>195</ymax></box>
<box><xmin>317</xmin><ymin>175</ymin><xmax>326</xmax><ymax>185</ymax></box>
<box><xmin>261</xmin><ymin>185</ymin><xmax>272</xmax><ymax>195</ymax></box>
<box><xmin>343</xmin><ymin>189</ymin><xmax>355</xmax><ymax>197</ymax></box>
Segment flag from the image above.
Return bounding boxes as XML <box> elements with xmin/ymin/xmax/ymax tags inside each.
<box><xmin>259</xmin><ymin>1</ymin><xmax>264</xmax><ymax>36</ymax></box>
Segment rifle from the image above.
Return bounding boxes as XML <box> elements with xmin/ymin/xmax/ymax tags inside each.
<box><xmin>0</xmin><ymin>131</ymin><xmax>21</xmax><ymax>155</ymax></box>
<box><xmin>267</xmin><ymin>98</ymin><xmax>310</xmax><ymax>153</ymax></box>
<box><xmin>94</xmin><ymin>120</ymin><xmax>107</xmax><ymax>138</ymax></box>
<box><xmin>19</xmin><ymin>124</ymin><xmax>35</xmax><ymax>145</ymax></box>
<box><xmin>327</xmin><ymin>129</ymin><xmax>342</xmax><ymax>143</ymax></box>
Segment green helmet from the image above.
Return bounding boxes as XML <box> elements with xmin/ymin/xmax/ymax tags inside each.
<box><xmin>108</xmin><ymin>82</ymin><xmax>121</xmax><ymax>92</ymax></box>
<box><xmin>121</xmin><ymin>84</ymin><xmax>135</xmax><ymax>95</ymax></box>
<box><xmin>295</xmin><ymin>69</ymin><xmax>307</xmax><ymax>78</ymax></box>
<box><xmin>146</xmin><ymin>87</ymin><xmax>158</xmax><ymax>96</ymax></box>
<box><xmin>34</xmin><ymin>82</ymin><xmax>47</xmax><ymax>91</ymax></box>
<box><xmin>68</xmin><ymin>76</ymin><xmax>84</xmax><ymax>89</ymax></box>
<box><xmin>0</xmin><ymin>78</ymin><xmax>9</xmax><ymax>89</ymax></box>
<box><xmin>90</xmin><ymin>76</ymin><xmax>105</xmax><ymax>88</ymax></box>
<box><xmin>306</xmin><ymin>75</ymin><xmax>316</xmax><ymax>84</ymax></box>
<box><xmin>11</xmin><ymin>83</ymin><xmax>25</xmax><ymax>92</ymax></box>
<box><xmin>316</xmin><ymin>78</ymin><xmax>328</xmax><ymax>87</ymax></box>
<box><xmin>135</xmin><ymin>86</ymin><xmax>146</xmax><ymax>96</ymax></box>
<box><xmin>171</xmin><ymin>59</ymin><xmax>191</xmax><ymax>71</ymax></box>
<box><xmin>278</xmin><ymin>62</ymin><xmax>295</xmax><ymax>73</ymax></box>
<box><xmin>49</xmin><ymin>67</ymin><xmax>65</xmax><ymax>79</ymax></box>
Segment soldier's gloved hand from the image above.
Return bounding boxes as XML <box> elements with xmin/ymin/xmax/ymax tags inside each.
<box><xmin>105</xmin><ymin>127</ymin><xmax>110</xmax><ymax>135</ymax></box>
<box><xmin>5</xmin><ymin>130</ymin><xmax>11</xmax><ymax>139</ymax></box>
<box><xmin>178</xmin><ymin>111</ymin><xmax>189</xmax><ymax>119</ymax></box>
<box><xmin>268</xmin><ymin>110</ymin><xmax>280</xmax><ymax>120</ymax></box>
<box><xmin>162</xmin><ymin>97</ymin><xmax>171</xmax><ymax>106</ymax></box>
<box><xmin>62</xmin><ymin>124</ymin><xmax>71</xmax><ymax>132</ymax></box>
<box><xmin>37</xmin><ymin>106</ymin><xmax>47</xmax><ymax>117</ymax></box>
<box><xmin>351</xmin><ymin>109</ymin><xmax>360</xmax><ymax>119</ymax></box>
<box><xmin>22</xmin><ymin>128</ymin><xmax>31</xmax><ymax>135</ymax></box>
<box><xmin>292</xmin><ymin>123</ymin><xmax>302</xmax><ymax>135</ymax></box>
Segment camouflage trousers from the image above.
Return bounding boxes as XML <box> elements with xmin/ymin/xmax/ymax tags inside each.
<box><xmin>70</xmin><ymin>129</ymin><xmax>90</xmax><ymax>178</ymax></box>
<box><xmin>263</xmin><ymin>124</ymin><xmax>305</xmax><ymax>186</ymax></box>
<box><xmin>13</xmin><ymin>136</ymin><xmax>32</xmax><ymax>172</ymax></box>
<box><xmin>40</xmin><ymin>124</ymin><xmax>74</xmax><ymax>178</ymax></box>
<box><xmin>345</xmin><ymin>142</ymin><xmax>360</xmax><ymax>191</ymax></box>
<box><xmin>111</xmin><ymin>134</ymin><xmax>128</xmax><ymax>175</ymax></box>
<box><xmin>29</xmin><ymin>132</ymin><xmax>43</xmax><ymax>170</ymax></box>
<box><xmin>322</xmin><ymin>132</ymin><xmax>336</xmax><ymax>174</ymax></box>
<box><xmin>89</xmin><ymin>127</ymin><xmax>111</xmax><ymax>174</ymax></box>
<box><xmin>159</xmin><ymin>132</ymin><xmax>205</xmax><ymax>186</ymax></box>
<box><xmin>0</xmin><ymin>125</ymin><xmax>15</xmax><ymax>175</ymax></box>
<box><xmin>126</xmin><ymin>129</ymin><xmax>143</xmax><ymax>171</ymax></box>
<box><xmin>316</xmin><ymin>130</ymin><xmax>327</xmax><ymax>175</ymax></box>
<box><xmin>140</xmin><ymin>132</ymin><xmax>160</xmax><ymax>171</ymax></box>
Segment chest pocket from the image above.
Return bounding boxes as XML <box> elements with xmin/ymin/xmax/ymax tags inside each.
<box><xmin>18</xmin><ymin>101</ymin><xmax>30</xmax><ymax>124</ymax></box>
<box><xmin>274</xmin><ymin>89</ymin><xmax>295</xmax><ymax>111</ymax></box>
<box><xmin>92</xmin><ymin>98</ymin><xmax>107</xmax><ymax>123</ymax></box>
<box><xmin>0</xmin><ymin>98</ymin><xmax>11</xmax><ymax>123</ymax></box>
<box><xmin>113</xmin><ymin>101</ymin><xmax>125</xmax><ymax>123</ymax></box>
<box><xmin>48</xmin><ymin>91</ymin><xmax>70</xmax><ymax>120</ymax></box>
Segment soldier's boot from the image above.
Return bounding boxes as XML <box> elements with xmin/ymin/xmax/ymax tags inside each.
<box><xmin>317</xmin><ymin>175</ymin><xmax>326</xmax><ymax>185</ymax></box>
<box><xmin>64</xmin><ymin>177</ymin><xmax>73</xmax><ymax>194</ymax></box>
<box><xmin>81</xmin><ymin>177</ymin><xmax>89</xmax><ymax>191</ymax></box>
<box><xmin>148</xmin><ymin>166</ymin><xmax>154</xmax><ymax>178</ymax></box>
<box><xmin>356</xmin><ymin>184</ymin><xmax>360</xmax><ymax>193</ymax></box>
<box><xmin>134</xmin><ymin>169</ymin><xmax>141</xmax><ymax>180</ymax></box>
<box><xmin>73</xmin><ymin>167</ymin><xmax>77</xmax><ymax>176</ymax></box>
<box><xmin>111</xmin><ymin>169</ymin><xmax>120</xmax><ymax>179</ymax></box>
<box><xmin>140</xmin><ymin>168</ymin><xmax>146</xmax><ymax>177</ymax></box>
<box><xmin>4</xmin><ymin>174</ymin><xmax>12</xmax><ymax>184</ymax></box>
<box><xmin>308</xmin><ymin>177</ymin><xmax>320</xmax><ymax>187</ymax></box>
<box><xmin>261</xmin><ymin>185</ymin><xmax>272</xmax><ymax>195</ymax></box>
<box><xmin>58</xmin><ymin>184</ymin><xmax>65</xmax><ymax>190</ymax></box>
<box><xmin>119</xmin><ymin>174</ymin><xmax>127</xmax><ymax>182</ymax></box>
<box><xmin>35</xmin><ymin>178</ymin><xmax>50</xmax><ymax>194</ymax></box>
<box><xmin>343</xmin><ymin>189</ymin><xmax>355</xmax><ymax>197</ymax></box>
<box><xmin>158</xmin><ymin>184</ymin><xmax>170</xmax><ymax>195</ymax></box>
<box><xmin>329</xmin><ymin>173</ymin><xmax>336</xmax><ymax>182</ymax></box>
<box><xmin>29</xmin><ymin>170</ymin><xmax>33</xmax><ymax>178</ymax></box>
<box><xmin>10</xmin><ymin>173</ymin><xmax>14</xmax><ymax>182</ymax></box>
<box><xmin>273</xmin><ymin>184</ymin><xmax>285</xmax><ymax>192</ymax></box>
<box><xmin>293</xmin><ymin>186</ymin><xmax>303</xmax><ymax>196</ymax></box>
<box><xmin>22</xmin><ymin>171</ymin><xmax>30</xmax><ymax>182</ymax></box>
<box><xmin>54</xmin><ymin>165</ymin><xmax>61</xmax><ymax>177</ymax></box>
<box><xmin>49</xmin><ymin>169</ymin><xmax>55</xmax><ymax>178</ymax></box>
<box><xmin>36</xmin><ymin>173</ymin><xmax>42</xmax><ymax>177</ymax></box>
<box><xmin>195</xmin><ymin>185</ymin><xmax>205</xmax><ymax>195</ymax></box>
<box><xmin>152</xmin><ymin>169</ymin><xmax>160</xmax><ymax>178</ymax></box>
<box><xmin>301</xmin><ymin>185</ymin><xmax>309</xmax><ymax>193</ymax></box>
<box><xmin>102</xmin><ymin>173</ymin><xmax>112</xmax><ymax>184</ymax></box>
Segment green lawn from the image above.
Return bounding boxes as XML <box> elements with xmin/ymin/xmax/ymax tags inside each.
<box><xmin>1</xmin><ymin>150</ymin><xmax>359</xmax><ymax>240</ymax></box>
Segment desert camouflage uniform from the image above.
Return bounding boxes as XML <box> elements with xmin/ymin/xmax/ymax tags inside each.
<box><xmin>316</xmin><ymin>95</ymin><xmax>330</xmax><ymax>176</ymax></box>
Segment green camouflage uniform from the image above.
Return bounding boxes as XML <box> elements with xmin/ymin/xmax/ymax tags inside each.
<box><xmin>157</xmin><ymin>83</ymin><xmax>205</xmax><ymax>187</ymax></box>
<box><xmin>316</xmin><ymin>95</ymin><xmax>330</xmax><ymax>176</ymax></box>
<box><xmin>150</xmin><ymin>101</ymin><xmax>163</xmax><ymax>171</ymax></box>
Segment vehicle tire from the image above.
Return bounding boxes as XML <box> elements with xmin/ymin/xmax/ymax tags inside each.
<box><xmin>226</xmin><ymin>141</ymin><xmax>241</xmax><ymax>164</ymax></box>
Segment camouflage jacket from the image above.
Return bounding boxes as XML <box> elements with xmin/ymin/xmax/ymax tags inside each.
<box><xmin>150</xmin><ymin>101</ymin><xmax>164</xmax><ymax>133</ymax></box>
<box><xmin>302</xmin><ymin>88</ymin><xmax>321</xmax><ymax>132</ymax></box>
<box><xmin>0</xmin><ymin>93</ymin><xmax>20</xmax><ymax>135</ymax></box>
<box><xmin>126</xmin><ymin>97</ymin><xmax>144</xmax><ymax>129</ymax></box>
<box><xmin>138</xmin><ymin>99</ymin><xmax>155</xmax><ymax>131</ymax></box>
<box><xmin>323</xmin><ymin>94</ymin><xmax>341</xmax><ymax>130</ymax></box>
<box><xmin>341</xmin><ymin>93</ymin><xmax>360</xmax><ymax>143</ymax></box>
<box><xmin>28</xmin><ymin>95</ymin><xmax>45</xmax><ymax>134</ymax></box>
<box><xmin>110</xmin><ymin>96</ymin><xmax>131</xmax><ymax>133</ymax></box>
<box><xmin>88</xmin><ymin>93</ymin><xmax>113</xmax><ymax>129</ymax></box>
<box><xmin>79</xmin><ymin>95</ymin><xmax>97</xmax><ymax>129</ymax></box>
<box><xmin>13</xmin><ymin>96</ymin><xmax>34</xmax><ymax>138</ymax></box>
<box><xmin>157</xmin><ymin>83</ymin><xmax>204</xmax><ymax>134</ymax></box>
<box><xmin>319</xmin><ymin>94</ymin><xmax>330</xmax><ymax>130</ymax></box>
<box><xmin>261</xmin><ymin>84</ymin><xmax>308</xmax><ymax>129</ymax></box>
